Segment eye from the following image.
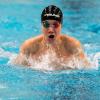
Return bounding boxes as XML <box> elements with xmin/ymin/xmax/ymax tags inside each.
<box><xmin>43</xmin><ymin>21</ymin><xmax>50</xmax><ymax>28</ymax></box>
<box><xmin>53</xmin><ymin>22</ymin><xmax>59</xmax><ymax>28</ymax></box>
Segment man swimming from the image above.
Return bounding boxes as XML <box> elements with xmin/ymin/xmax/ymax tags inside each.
<box><xmin>14</xmin><ymin>5</ymin><xmax>90</xmax><ymax>70</ymax></box>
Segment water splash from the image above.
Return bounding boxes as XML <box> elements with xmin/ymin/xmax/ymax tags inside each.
<box><xmin>0</xmin><ymin>48</ymin><xmax>16</xmax><ymax>58</ymax></box>
<box><xmin>92</xmin><ymin>52</ymin><xmax>100</xmax><ymax>69</ymax></box>
<box><xmin>0</xmin><ymin>47</ymin><xmax>99</xmax><ymax>71</ymax></box>
<box><xmin>0</xmin><ymin>47</ymin><xmax>17</xmax><ymax>64</ymax></box>
<box><xmin>25</xmin><ymin>50</ymin><xmax>100</xmax><ymax>71</ymax></box>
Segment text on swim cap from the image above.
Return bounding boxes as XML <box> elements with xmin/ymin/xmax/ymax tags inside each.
<box><xmin>44</xmin><ymin>14</ymin><xmax>60</xmax><ymax>18</ymax></box>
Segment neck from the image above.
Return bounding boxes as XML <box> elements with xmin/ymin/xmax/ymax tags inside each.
<box><xmin>42</xmin><ymin>36</ymin><xmax>61</xmax><ymax>49</ymax></box>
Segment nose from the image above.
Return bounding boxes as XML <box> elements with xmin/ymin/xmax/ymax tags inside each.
<box><xmin>48</xmin><ymin>27</ymin><xmax>54</xmax><ymax>33</ymax></box>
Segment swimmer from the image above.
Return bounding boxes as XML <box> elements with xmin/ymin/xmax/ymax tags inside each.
<box><xmin>14</xmin><ymin>5</ymin><xmax>90</xmax><ymax>70</ymax></box>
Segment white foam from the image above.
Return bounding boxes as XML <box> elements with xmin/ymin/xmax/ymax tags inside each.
<box><xmin>0</xmin><ymin>47</ymin><xmax>17</xmax><ymax>64</ymax></box>
<box><xmin>29</xmin><ymin>50</ymin><xmax>58</xmax><ymax>71</ymax></box>
<box><xmin>92</xmin><ymin>52</ymin><xmax>100</xmax><ymax>69</ymax></box>
<box><xmin>0</xmin><ymin>48</ymin><xmax>12</xmax><ymax>58</ymax></box>
<box><xmin>28</xmin><ymin>50</ymin><xmax>100</xmax><ymax>71</ymax></box>
<box><xmin>0</xmin><ymin>47</ymin><xmax>99</xmax><ymax>71</ymax></box>
<box><xmin>1</xmin><ymin>41</ymin><xmax>18</xmax><ymax>48</ymax></box>
<box><xmin>0</xmin><ymin>48</ymin><xmax>17</xmax><ymax>58</ymax></box>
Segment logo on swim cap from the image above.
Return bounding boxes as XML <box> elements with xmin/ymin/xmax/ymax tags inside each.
<box><xmin>41</xmin><ymin>5</ymin><xmax>63</xmax><ymax>24</ymax></box>
<box><xmin>44</xmin><ymin>14</ymin><xmax>60</xmax><ymax>18</ymax></box>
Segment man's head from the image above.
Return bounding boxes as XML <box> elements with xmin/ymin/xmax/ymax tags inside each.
<box><xmin>41</xmin><ymin>5</ymin><xmax>63</xmax><ymax>44</ymax></box>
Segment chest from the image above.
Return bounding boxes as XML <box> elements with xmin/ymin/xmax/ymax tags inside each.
<box><xmin>30</xmin><ymin>43</ymin><xmax>72</xmax><ymax>61</ymax></box>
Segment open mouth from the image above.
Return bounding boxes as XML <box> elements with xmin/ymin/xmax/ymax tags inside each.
<box><xmin>48</xmin><ymin>35</ymin><xmax>55</xmax><ymax>39</ymax></box>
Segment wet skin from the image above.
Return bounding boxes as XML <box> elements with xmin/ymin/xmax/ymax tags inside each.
<box><xmin>14</xmin><ymin>20</ymin><xmax>90</xmax><ymax>70</ymax></box>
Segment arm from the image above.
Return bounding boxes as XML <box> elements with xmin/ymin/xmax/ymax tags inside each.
<box><xmin>13</xmin><ymin>41</ymin><xmax>30</xmax><ymax>66</ymax></box>
<box><xmin>13</xmin><ymin>53</ymin><xmax>30</xmax><ymax>66</ymax></box>
<box><xmin>74</xmin><ymin>41</ymin><xmax>91</xmax><ymax>68</ymax></box>
<box><xmin>65</xmin><ymin>35</ymin><xmax>91</xmax><ymax>68</ymax></box>
<box><xmin>13</xmin><ymin>36</ymin><xmax>42</xmax><ymax>66</ymax></box>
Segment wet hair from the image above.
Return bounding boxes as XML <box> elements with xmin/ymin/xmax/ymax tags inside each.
<box><xmin>41</xmin><ymin>5</ymin><xmax>63</xmax><ymax>24</ymax></box>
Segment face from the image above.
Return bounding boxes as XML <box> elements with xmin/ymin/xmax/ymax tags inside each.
<box><xmin>42</xmin><ymin>20</ymin><xmax>61</xmax><ymax>44</ymax></box>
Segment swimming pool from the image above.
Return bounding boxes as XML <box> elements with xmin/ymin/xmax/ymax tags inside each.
<box><xmin>0</xmin><ymin>0</ymin><xmax>100</xmax><ymax>99</ymax></box>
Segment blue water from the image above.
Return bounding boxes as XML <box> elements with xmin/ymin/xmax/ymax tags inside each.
<box><xmin>0</xmin><ymin>0</ymin><xmax>100</xmax><ymax>100</ymax></box>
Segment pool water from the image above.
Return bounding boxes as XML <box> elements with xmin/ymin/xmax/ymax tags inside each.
<box><xmin>0</xmin><ymin>0</ymin><xmax>100</xmax><ymax>100</ymax></box>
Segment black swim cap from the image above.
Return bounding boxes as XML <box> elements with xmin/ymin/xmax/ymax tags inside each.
<box><xmin>41</xmin><ymin>5</ymin><xmax>63</xmax><ymax>24</ymax></box>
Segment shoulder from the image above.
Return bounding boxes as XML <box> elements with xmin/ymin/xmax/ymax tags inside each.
<box><xmin>20</xmin><ymin>35</ymin><xmax>43</xmax><ymax>55</ymax></box>
<box><xmin>60</xmin><ymin>34</ymin><xmax>83</xmax><ymax>54</ymax></box>
<box><xmin>22</xmin><ymin>35</ymin><xmax>43</xmax><ymax>46</ymax></box>
<box><xmin>61</xmin><ymin>34</ymin><xmax>81</xmax><ymax>46</ymax></box>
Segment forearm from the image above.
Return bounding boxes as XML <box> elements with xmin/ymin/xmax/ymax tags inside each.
<box><xmin>78</xmin><ymin>52</ymin><xmax>91</xmax><ymax>69</ymax></box>
<box><xmin>13</xmin><ymin>53</ymin><xmax>30</xmax><ymax>66</ymax></box>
